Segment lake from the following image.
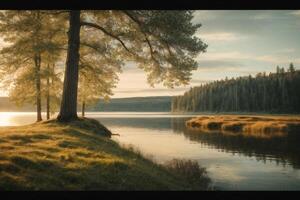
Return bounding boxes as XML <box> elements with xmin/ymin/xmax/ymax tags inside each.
<box><xmin>1</xmin><ymin>112</ymin><xmax>300</xmax><ymax>190</ymax></box>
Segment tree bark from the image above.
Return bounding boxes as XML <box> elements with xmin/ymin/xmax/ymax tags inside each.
<box><xmin>82</xmin><ymin>101</ymin><xmax>85</xmax><ymax>117</ymax></box>
<box><xmin>34</xmin><ymin>53</ymin><xmax>42</xmax><ymax>122</ymax></box>
<box><xmin>46</xmin><ymin>64</ymin><xmax>50</xmax><ymax>120</ymax></box>
<box><xmin>57</xmin><ymin>10</ymin><xmax>81</xmax><ymax>122</ymax></box>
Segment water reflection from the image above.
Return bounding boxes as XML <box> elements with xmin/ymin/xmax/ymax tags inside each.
<box><xmin>96</xmin><ymin>116</ymin><xmax>300</xmax><ymax>169</ymax></box>
<box><xmin>1</xmin><ymin>112</ymin><xmax>300</xmax><ymax>190</ymax></box>
<box><xmin>98</xmin><ymin>116</ymin><xmax>300</xmax><ymax>190</ymax></box>
<box><xmin>171</xmin><ymin>118</ymin><xmax>300</xmax><ymax>169</ymax></box>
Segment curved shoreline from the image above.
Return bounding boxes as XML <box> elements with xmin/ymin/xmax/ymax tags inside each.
<box><xmin>0</xmin><ymin>118</ymin><xmax>211</xmax><ymax>190</ymax></box>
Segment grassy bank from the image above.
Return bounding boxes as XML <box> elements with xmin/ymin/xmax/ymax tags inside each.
<box><xmin>186</xmin><ymin>115</ymin><xmax>300</xmax><ymax>138</ymax></box>
<box><xmin>0</xmin><ymin>118</ymin><xmax>211</xmax><ymax>190</ymax></box>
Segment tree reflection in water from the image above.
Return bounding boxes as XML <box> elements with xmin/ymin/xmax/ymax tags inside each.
<box><xmin>171</xmin><ymin>117</ymin><xmax>300</xmax><ymax>169</ymax></box>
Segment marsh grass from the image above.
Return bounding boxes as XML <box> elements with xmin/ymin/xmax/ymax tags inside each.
<box><xmin>186</xmin><ymin>115</ymin><xmax>300</xmax><ymax>138</ymax></box>
<box><xmin>163</xmin><ymin>159</ymin><xmax>213</xmax><ymax>190</ymax></box>
<box><xmin>0</xmin><ymin>117</ymin><xmax>211</xmax><ymax>190</ymax></box>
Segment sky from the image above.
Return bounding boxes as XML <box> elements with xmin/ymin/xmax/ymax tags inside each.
<box><xmin>112</xmin><ymin>10</ymin><xmax>300</xmax><ymax>98</ymax></box>
<box><xmin>1</xmin><ymin>10</ymin><xmax>300</xmax><ymax>98</ymax></box>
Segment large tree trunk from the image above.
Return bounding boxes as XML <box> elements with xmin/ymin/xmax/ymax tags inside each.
<box><xmin>57</xmin><ymin>10</ymin><xmax>81</xmax><ymax>122</ymax></box>
<box><xmin>46</xmin><ymin>64</ymin><xmax>50</xmax><ymax>120</ymax></box>
<box><xmin>82</xmin><ymin>101</ymin><xmax>85</xmax><ymax>117</ymax></box>
<box><xmin>34</xmin><ymin>53</ymin><xmax>42</xmax><ymax>122</ymax></box>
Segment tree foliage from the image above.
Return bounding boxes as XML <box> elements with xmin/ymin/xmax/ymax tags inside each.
<box><xmin>0</xmin><ymin>10</ymin><xmax>207</xmax><ymax>121</ymax></box>
<box><xmin>0</xmin><ymin>10</ymin><xmax>66</xmax><ymax>120</ymax></box>
<box><xmin>80</xmin><ymin>10</ymin><xmax>207</xmax><ymax>88</ymax></box>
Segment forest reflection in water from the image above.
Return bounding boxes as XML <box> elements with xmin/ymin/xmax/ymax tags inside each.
<box><xmin>1</xmin><ymin>112</ymin><xmax>299</xmax><ymax>190</ymax></box>
<box><xmin>171</xmin><ymin>118</ymin><xmax>300</xmax><ymax>169</ymax></box>
<box><xmin>98</xmin><ymin>116</ymin><xmax>300</xmax><ymax>170</ymax></box>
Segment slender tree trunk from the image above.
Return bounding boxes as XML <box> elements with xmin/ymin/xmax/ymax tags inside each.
<box><xmin>34</xmin><ymin>53</ymin><xmax>42</xmax><ymax>122</ymax></box>
<box><xmin>82</xmin><ymin>101</ymin><xmax>85</xmax><ymax>117</ymax></box>
<box><xmin>46</xmin><ymin>64</ymin><xmax>50</xmax><ymax>120</ymax></box>
<box><xmin>57</xmin><ymin>10</ymin><xmax>81</xmax><ymax>122</ymax></box>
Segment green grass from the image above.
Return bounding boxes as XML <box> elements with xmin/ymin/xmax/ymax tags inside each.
<box><xmin>0</xmin><ymin>118</ymin><xmax>211</xmax><ymax>190</ymax></box>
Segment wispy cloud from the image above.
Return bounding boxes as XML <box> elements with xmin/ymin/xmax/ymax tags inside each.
<box><xmin>198</xmin><ymin>32</ymin><xmax>245</xmax><ymax>42</ymax></box>
<box><xmin>290</xmin><ymin>10</ymin><xmax>300</xmax><ymax>16</ymax></box>
<box><xmin>252</xmin><ymin>13</ymin><xmax>272</xmax><ymax>20</ymax></box>
<box><xmin>114</xmin><ymin>88</ymin><xmax>188</xmax><ymax>94</ymax></box>
<box><xmin>276</xmin><ymin>48</ymin><xmax>296</xmax><ymax>53</ymax></box>
<box><xmin>192</xmin><ymin>11</ymin><xmax>218</xmax><ymax>22</ymax></box>
<box><xmin>198</xmin><ymin>51</ymin><xmax>251</xmax><ymax>61</ymax></box>
<box><xmin>198</xmin><ymin>60</ymin><xmax>243</xmax><ymax>67</ymax></box>
<box><xmin>255</xmin><ymin>55</ymin><xmax>299</xmax><ymax>65</ymax></box>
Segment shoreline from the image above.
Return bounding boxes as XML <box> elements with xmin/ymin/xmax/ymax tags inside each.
<box><xmin>185</xmin><ymin>115</ymin><xmax>300</xmax><ymax>137</ymax></box>
<box><xmin>0</xmin><ymin>118</ymin><xmax>212</xmax><ymax>190</ymax></box>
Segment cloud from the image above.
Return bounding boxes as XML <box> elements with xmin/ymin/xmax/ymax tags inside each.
<box><xmin>252</xmin><ymin>13</ymin><xmax>272</xmax><ymax>20</ymax></box>
<box><xmin>192</xmin><ymin>11</ymin><xmax>218</xmax><ymax>22</ymax></box>
<box><xmin>198</xmin><ymin>60</ymin><xmax>243</xmax><ymax>67</ymax></box>
<box><xmin>198</xmin><ymin>32</ymin><xmax>244</xmax><ymax>42</ymax></box>
<box><xmin>112</xmin><ymin>87</ymin><xmax>192</xmax><ymax>98</ymax></box>
<box><xmin>276</xmin><ymin>48</ymin><xmax>295</xmax><ymax>53</ymax></box>
<box><xmin>196</xmin><ymin>60</ymin><xmax>245</xmax><ymax>72</ymax></box>
<box><xmin>114</xmin><ymin>88</ymin><xmax>188</xmax><ymax>94</ymax></box>
<box><xmin>255</xmin><ymin>55</ymin><xmax>300</xmax><ymax>65</ymax></box>
<box><xmin>198</xmin><ymin>50</ymin><xmax>300</xmax><ymax>65</ymax></box>
<box><xmin>290</xmin><ymin>10</ymin><xmax>300</xmax><ymax>16</ymax></box>
<box><xmin>198</xmin><ymin>51</ymin><xmax>251</xmax><ymax>61</ymax></box>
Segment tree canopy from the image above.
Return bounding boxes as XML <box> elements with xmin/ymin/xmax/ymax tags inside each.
<box><xmin>0</xmin><ymin>10</ymin><xmax>207</xmax><ymax>121</ymax></box>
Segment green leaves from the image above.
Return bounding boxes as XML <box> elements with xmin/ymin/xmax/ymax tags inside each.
<box><xmin>81</xmin><ymin>10</ymin><xmax>207</xmax><ymax>88</ymax></box>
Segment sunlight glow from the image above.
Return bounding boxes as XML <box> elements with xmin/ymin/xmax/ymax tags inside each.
<box><xmin>0</xmin><ymin>112</ymin><xmax>39</xmax><ymax>126</ymax></box>
<box><xmin>0</xmin><ymin>112</ymin><xmax>13</xmax><ymax>126</ymax></box>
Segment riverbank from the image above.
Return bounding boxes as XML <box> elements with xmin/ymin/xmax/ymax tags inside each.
<box><xmin>0</xmin><ymin>118</ymin><xmax>211</xmax><ymax>190</ymax></box>
<box><xmin>186</xmin><ymin>115</ymin><xmax>300</xmax><ymax>137</ymax></box>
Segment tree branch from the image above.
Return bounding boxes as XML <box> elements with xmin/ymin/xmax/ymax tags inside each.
<box><xmin>122</xmin><ymin>10</ymin><xmax>174</xmax><ymax>58</ymax></box>
<box><xmin>120</xmin><ymin>11</ymin><xmax>161</xmax><ymax>64</ymax></box>
<box><xmin>80</xmin><ymin>41</ymin><xmax>106</xmax><ymax>54</ymax></box>
<box><xmin>80</xmin><ymin>21</ymin><xmax>132</xmax><ymax>54</ymax></box>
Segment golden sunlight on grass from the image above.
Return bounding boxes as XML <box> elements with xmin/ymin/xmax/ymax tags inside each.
<box><xmin>186</xmin><ymin>115</ymin><xmax>300</xmax><ymax>138</ymax></box>
<box><xmin>0</xmin><ymin>118</ymin><xmax>210</xmax><ymax>190</ymax></box>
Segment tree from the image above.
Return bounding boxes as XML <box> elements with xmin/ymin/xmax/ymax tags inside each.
<box><xmin>288</xmin><ymin>62</ymin><xmax>295</xmax><ymax>73</ymax></box>
<box><xmin>57</xmin><ymin>10</ymin><xmax>207</xmax><ymax>121</ymax></box>
<box><xmin>57</xmin><ymin>11</ymin><xmax>81</xmax><ymax>121</ymax></box>
<box><xmin>42</xmin><ymin>63</ymin><xmax>63</xmax><ymax>119</ymax></box>
<box><xmin>172</xmin><ymin>66</ymin><xmax>300</xmax><ymax>113</ymax></box>
<box><xmin>0</xmin><ymin>10</ymin><xmax>65</xmax><ymax>121</ymax></box>
<box><xmin>78</xmin><ymin>33</ymin><xmax>121</xmax><ymax>117</ymax></box>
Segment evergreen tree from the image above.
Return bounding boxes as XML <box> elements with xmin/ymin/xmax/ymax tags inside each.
<box><xmin>172</xmin><ymin>66</ymin><xmax>300</xmax><ymax>113</ymax></box>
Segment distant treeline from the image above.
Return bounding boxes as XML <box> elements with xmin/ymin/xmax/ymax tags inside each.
<box><xmin>0</xmin><ymin>96</ymin><xmax>171</xmax><ymax>112</ymax></box>
<box><xmin>172</xmin><ymin>64</ymin><xmax>300</xmax><ymax>113</ymax></box>
<box><xmin>90</xmin><ymin>96</ymin><xmax>171</xmax><ymax>112</ymax></box>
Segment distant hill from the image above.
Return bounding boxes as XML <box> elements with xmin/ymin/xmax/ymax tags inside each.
<box><xmin>0</xmin><ymin>97</ymin><xmax>36</xmax><ymax>112</ymax></box>
<box><xmin>90</xmin><ymin>96</ymin><xmax>172</xmax><ymax>112</ymax></box>
<box><xmin>0</xmin><ymin>96</ymin><xmax>172</xmax><ymax>112</ymax></box>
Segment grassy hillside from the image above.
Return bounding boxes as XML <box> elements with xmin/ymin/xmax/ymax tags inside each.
<box><xmin>0</xmin><ymin>118</ymin><xmax>210</xmax><ymax>190</ymax></box>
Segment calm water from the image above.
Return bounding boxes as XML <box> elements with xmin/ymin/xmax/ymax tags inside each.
<box><xmin>1</xmin><ymin>112</ymin><xmax>300</xmax><ymax>190</ymax></box>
